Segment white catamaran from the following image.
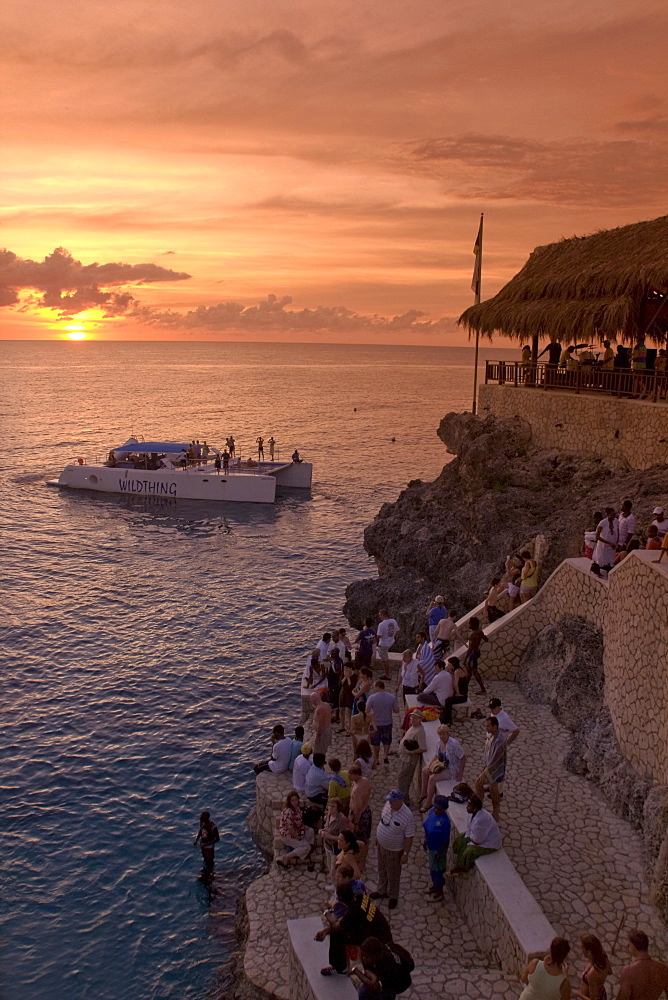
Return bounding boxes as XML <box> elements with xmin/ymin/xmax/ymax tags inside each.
<box><xmin>49</xmin><ymin>438</ymin><xmax>312</xmax><ymax>504</ymax></box>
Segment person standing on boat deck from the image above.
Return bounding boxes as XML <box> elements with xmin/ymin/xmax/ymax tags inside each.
<box><xmin>268</xmin><ymin>436</ymin><xmax>276</xmax><ymax>460</ymax></box>
<box><xmin>222</xmin><ymin>450</ymin><xmax>230</xmax><ymax>473</ymax></box>
<box><xmin>214</xmin><ymin>453</ymin><xmax>221</xmax><ymax>474</ymax></box>
<box><xmin>292</xmin><ymin>449</ymin><xmax>301</xmax><ymax>462</ymax></box>
<box><xmin>228</xmin><ymin>435</ymin><xmax>236</xmax><ymax>457</ymax></box>
<box><xmin>201</xmin><ymin>441</ymin><xmax>210</xmax><ymax>463</ymax></box>
<box><xmin>256</xmin><ymin>436</ymin><xmax>264</xmax><ymax>459</ymax></box>
<box><xmin>177</xmin><ymin>448</ymin><xmax>188</xmax><ymax>470</ymax></box>
<box><xmin>195</xmin><ymin>440</ymin><xmax>202</xmax><ymax>464</ymax></box>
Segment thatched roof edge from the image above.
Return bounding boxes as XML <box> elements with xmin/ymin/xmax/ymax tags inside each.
<box><xmin>459</xmin><ymin>214</ymin><xmax>668</xmax><ymax>344</ymax></box>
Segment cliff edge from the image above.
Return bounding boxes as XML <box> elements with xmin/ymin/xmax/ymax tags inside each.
<box><xmin>344</xmin><ymin>410</ymin><xmax>667</xmax><ymax>637</ymax></box>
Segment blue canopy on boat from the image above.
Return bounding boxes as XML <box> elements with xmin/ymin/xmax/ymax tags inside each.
<box><xmin>112</xmin><ymin>441</ymin><xmax>190</xmax><ymax>454</ymax></box>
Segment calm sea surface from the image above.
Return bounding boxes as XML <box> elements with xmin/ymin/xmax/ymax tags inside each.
<box><xmin>0</xmin><ymin>341</ymin><xmax>515</xmax><ymax>1000</ymax></box>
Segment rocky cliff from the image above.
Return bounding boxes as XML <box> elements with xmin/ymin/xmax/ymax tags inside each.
<box><xmin>344</xmin><ymin>410</ymin><xmax>668</xmax><ymax>639</ymax></box>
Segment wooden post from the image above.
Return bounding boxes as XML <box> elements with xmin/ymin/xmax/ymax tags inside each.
<box><xmin>611</xmin><ymin>912</ymin><xmax>626</xmax><ymax>955</ymax></box>
<box><xmin>471</xmin><ymin>214</ymin><xmax>484</xmax><ymax>414</ymax></box>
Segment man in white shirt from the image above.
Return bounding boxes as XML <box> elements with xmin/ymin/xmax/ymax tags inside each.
<box><xmin>652</xmin><ymin>507</ymin><xmax>668</xmax><ymax>540</ymax></box>
<box><xmin>416</xmin><ymin>660</ymin><xmax>453</xmax><ymax>708</ymax></box>
<box><xmin>316</xmin><ymin>633</ymin><xmax>334</xmax><ymax>660</ymax></box>
<box><xmin>253</xmin><ymin>725</ymin><xmax>293</xmax><ymax>775</ymax></box>
<box><xmin>617</xmin><ymin>499</ymin><xmax>636</xmax><ymax>549</ymax></box>
<box><xmin>370</xmin><ymin>789</ymin><xmax>415</xmax><ymax>909</ymax></box>
<box><xmin>375</xmin><ymin>609</ymin><xmax>399</xmax><ymax>679</ymax></box>
<box><xmin>331</xmin><ymin>628</ymin><xmax>347</xmax><ymax>663</ymax></box>
<box><xmin>488</xmin><ymin>699</ymin><xmax>520</xmax><ymax>745</ymax></box>
<box><xmin>449</xmin><ymin>795</ymin><xmax>502</xmax><ymax>874</ymax></box>
<box><xmin>292</xmin><ymin>743</ymin><xmax>313</xmax><ymax>792</ymax></box>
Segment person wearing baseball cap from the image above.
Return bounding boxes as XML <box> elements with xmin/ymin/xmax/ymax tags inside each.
<box><xmin>370</xmin><ymin>789</ymin><xmax>415</xmax><ymax>909</ymax></box>
<box><xmin>652</xmin><ymin>507</ymin><xmax>668</xmax><ymax>540</ymax></box>
<box><xmin>426</xmin><ymin>595</ymin><xmax>448</xmax><ymax>643</ymax></box>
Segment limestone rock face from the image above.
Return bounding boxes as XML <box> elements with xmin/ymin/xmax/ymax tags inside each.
<box><xmin>517</xmin><ymin>617</ymin><xmax>604</xmax><ymax>732</ymax></box>
<box><xmin>344</xmin><ymin>410</ymin><xmax>668</xmax><ymax>640</ymax></box>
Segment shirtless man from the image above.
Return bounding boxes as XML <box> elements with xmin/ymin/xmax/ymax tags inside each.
<box><xmin>433</xmin><ymin>610</ymin><xmax>463</xmax><ymax>657</ymax></box>
<box><xmin>312</xmin><ymin>689</ymin><xmax>333</xmax><ymax>756</ymax></box>
<box><xmin>617</xmin><ymin>929</ymin><xmax>668</xmax><ymax>999</ymax></box>
<box><xmin>485</xmin><ymin>578</ymin><xmax>507</xmax><ymax>623</ymax></box>
<box><xmin>348</xmin><ymin>763</ymin><xmax>372</xmax><ymax>869</ymax></box>
<box><xmin>464</xmin><ymin>617</ymin><xmax>488</xmax><ymax>695</ymax></box>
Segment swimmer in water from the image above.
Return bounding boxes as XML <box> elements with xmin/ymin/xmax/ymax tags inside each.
<box><xmin>194</xmin><ymin>811</ymin><xmax>219</xmax><ymax>868</ymax></box>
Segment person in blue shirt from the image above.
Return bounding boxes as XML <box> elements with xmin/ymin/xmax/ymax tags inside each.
<box><xmin>355</xmin><ymin>617</ymin><xmax>377</xmax><ymax>669</ymax></box>
<box><xmin>427</xmin><ymin>596</ymin><xmax>448</xmax><ymax>643</ymax></box>
<box><xmin>289</xmin><ymin>726</ymin><xmax>304</xmax><ymax>769</ymax></box>
<box><xmin>422</xmin><ymin>795</ymin><xmax>451</xmax><ymax>902</ymax></box>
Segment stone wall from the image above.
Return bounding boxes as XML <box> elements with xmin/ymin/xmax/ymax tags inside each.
<box><xmin>605</xmin><ymin>554</ymin><xmax>668</xmax><ymax>784</ymax></box>
<box><xmin>248</xmin><ymin>770</ymin><xmax>298</xmax><ymax>857</ymax></box>
<box><xmin>476</xmin><ymin>550</ymin><xmax>668</xmax><ymax>784</ymax></box>
<box><xmin>478</xmin><ymin>383</ymin><xmax>668</xmax><ymax>470</ymax></box>
<box><xmin>459</xmin><ymin>557</ymin><xmax>605</xmax><ymax>682</ymax></box>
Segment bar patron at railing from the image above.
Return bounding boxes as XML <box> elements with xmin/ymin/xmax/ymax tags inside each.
<box><xmin>485</xmin><ymin>359</ymin><xmax>668</xmax><ymax>403</ymax></box>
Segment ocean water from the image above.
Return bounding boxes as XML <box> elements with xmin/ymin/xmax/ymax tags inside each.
<box><xmin>0</xmin><ymin>340</ymin><xmax>516</xmax><ymax>1000</ymax></box>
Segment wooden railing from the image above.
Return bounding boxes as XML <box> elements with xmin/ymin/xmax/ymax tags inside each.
<box><xmin>484</xmin><ymin>361</ymin><xmax>668</xmax><ymax>402</ymax></box>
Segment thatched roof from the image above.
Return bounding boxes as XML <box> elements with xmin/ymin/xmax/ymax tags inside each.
<box><xmin>459</xmin><ymin>215</ymin><xmax>668</xmax><ymax>344</ymax></box>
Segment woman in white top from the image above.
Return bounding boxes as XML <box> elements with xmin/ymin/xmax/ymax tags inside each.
<box><xmin>592</xmin><ymin>508</ymin><xmax>618</xmax><ymax>572</ymax></box>
<box><xmin>396</xmin><ymin>648</ymin><xmax>423</xmax><ymax>701</ymax></box>
<box><xmin>520</xmin><ymin>937</ymin><xmax>571</xmax><ymax>1000</ymax></box>
<box><xmin>419</xmin><ymin>724</ymin><xmax>466</xmax><ymax>811</ymax></box>
<box><xmin>300</xmin><ymin>653</ymin><xmax>328</xmax><ymax>722</ymax></box>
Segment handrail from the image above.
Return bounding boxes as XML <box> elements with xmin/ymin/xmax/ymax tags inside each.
<box><xmin>484</xmin><ymin>361</ymin><xmax>668</xmax><ymax>403</ymax></box>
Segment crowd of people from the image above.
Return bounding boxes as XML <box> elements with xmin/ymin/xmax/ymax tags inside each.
<box><xmin>516</xmin><ymin>338</ymin><xmax>668</xmax><ymax>399</ymax></box>
<box><xmin>193</xmin><ymin>596</ymin><xmax>668</xmax><ymax>998</ymax></box>
<box><xmin>584</xmin><ymin>501</ymin><xmax>668</xmax><ymax>577</ymax></box>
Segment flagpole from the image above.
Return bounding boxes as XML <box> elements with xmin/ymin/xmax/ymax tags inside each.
<box><xmin>471</xmin><ymin>213</ymin><xmax>483</xmax><ymax>414</ymax></box>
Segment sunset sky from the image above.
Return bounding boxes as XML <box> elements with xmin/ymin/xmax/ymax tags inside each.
<box><xmin>2</xmin><ymin>0</ymin><xmax>667</xmax><ymax>343</ymax></box>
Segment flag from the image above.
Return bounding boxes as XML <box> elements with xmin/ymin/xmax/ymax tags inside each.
<box><xmin>471</xmin><ymin>215</ymin><xmax>483</xmax><ymax>301</ymax></box>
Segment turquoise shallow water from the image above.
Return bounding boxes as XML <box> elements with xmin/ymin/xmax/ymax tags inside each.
<box><xmin>0</xmin><ymin>341</ymin><xmax>516</xmax><ymax>1000</ymax></box>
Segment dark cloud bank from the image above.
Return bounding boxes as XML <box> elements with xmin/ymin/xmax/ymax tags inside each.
<box><xmin>1</xmin><ymin>247</ymin><xmax>456</xmax><ymax>335</ymax></box>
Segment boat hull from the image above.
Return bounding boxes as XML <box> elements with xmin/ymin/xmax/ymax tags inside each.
<box><xmin>54</xmin><ymin>464</ymin><xmax>278</xmax><ymax>503</ymax></box>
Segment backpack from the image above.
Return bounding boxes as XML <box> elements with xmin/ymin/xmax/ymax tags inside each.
<box><xmin>386</xmin><ymin>942</ymin><xmax>414</xmax><ymax>994</ymax></box>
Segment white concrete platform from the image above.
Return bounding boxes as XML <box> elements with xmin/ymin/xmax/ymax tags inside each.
<box><xmin>288</xmin><ymin>916</ymin><xmax>357</xmax><ymax>1000</ymax></box>
<box><xmin>406</xmin><ymin>694</ymin><xmax>555</xmax><ymax>974</ymax></box>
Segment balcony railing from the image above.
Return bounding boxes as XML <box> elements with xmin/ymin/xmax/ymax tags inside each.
<box><xmin>484</xmin><ymin>361</ymin><xmax>668</xmax><ymax>403</ymax></box>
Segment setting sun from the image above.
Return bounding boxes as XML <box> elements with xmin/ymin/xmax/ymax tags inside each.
<box><xmin>62</xmin><ymin>323</ymin><xmax>88</xmax><ymax>340</ymax></box>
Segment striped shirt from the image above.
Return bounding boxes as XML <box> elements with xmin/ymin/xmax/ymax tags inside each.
<box><xmin>416</xmin><ymin>642</ymin><xmax>435</xmax><ymax>685</ymax></box>
<box><xmin>376</xmin><ymin>803</ymin><xmax>415</xmax><ymax>851</ymax></box>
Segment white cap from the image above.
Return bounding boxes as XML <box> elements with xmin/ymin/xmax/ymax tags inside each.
<box><xmin>653</xmin><ymin>507</ymin><xmax>664</xmax><ymax>515</ymax></box>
